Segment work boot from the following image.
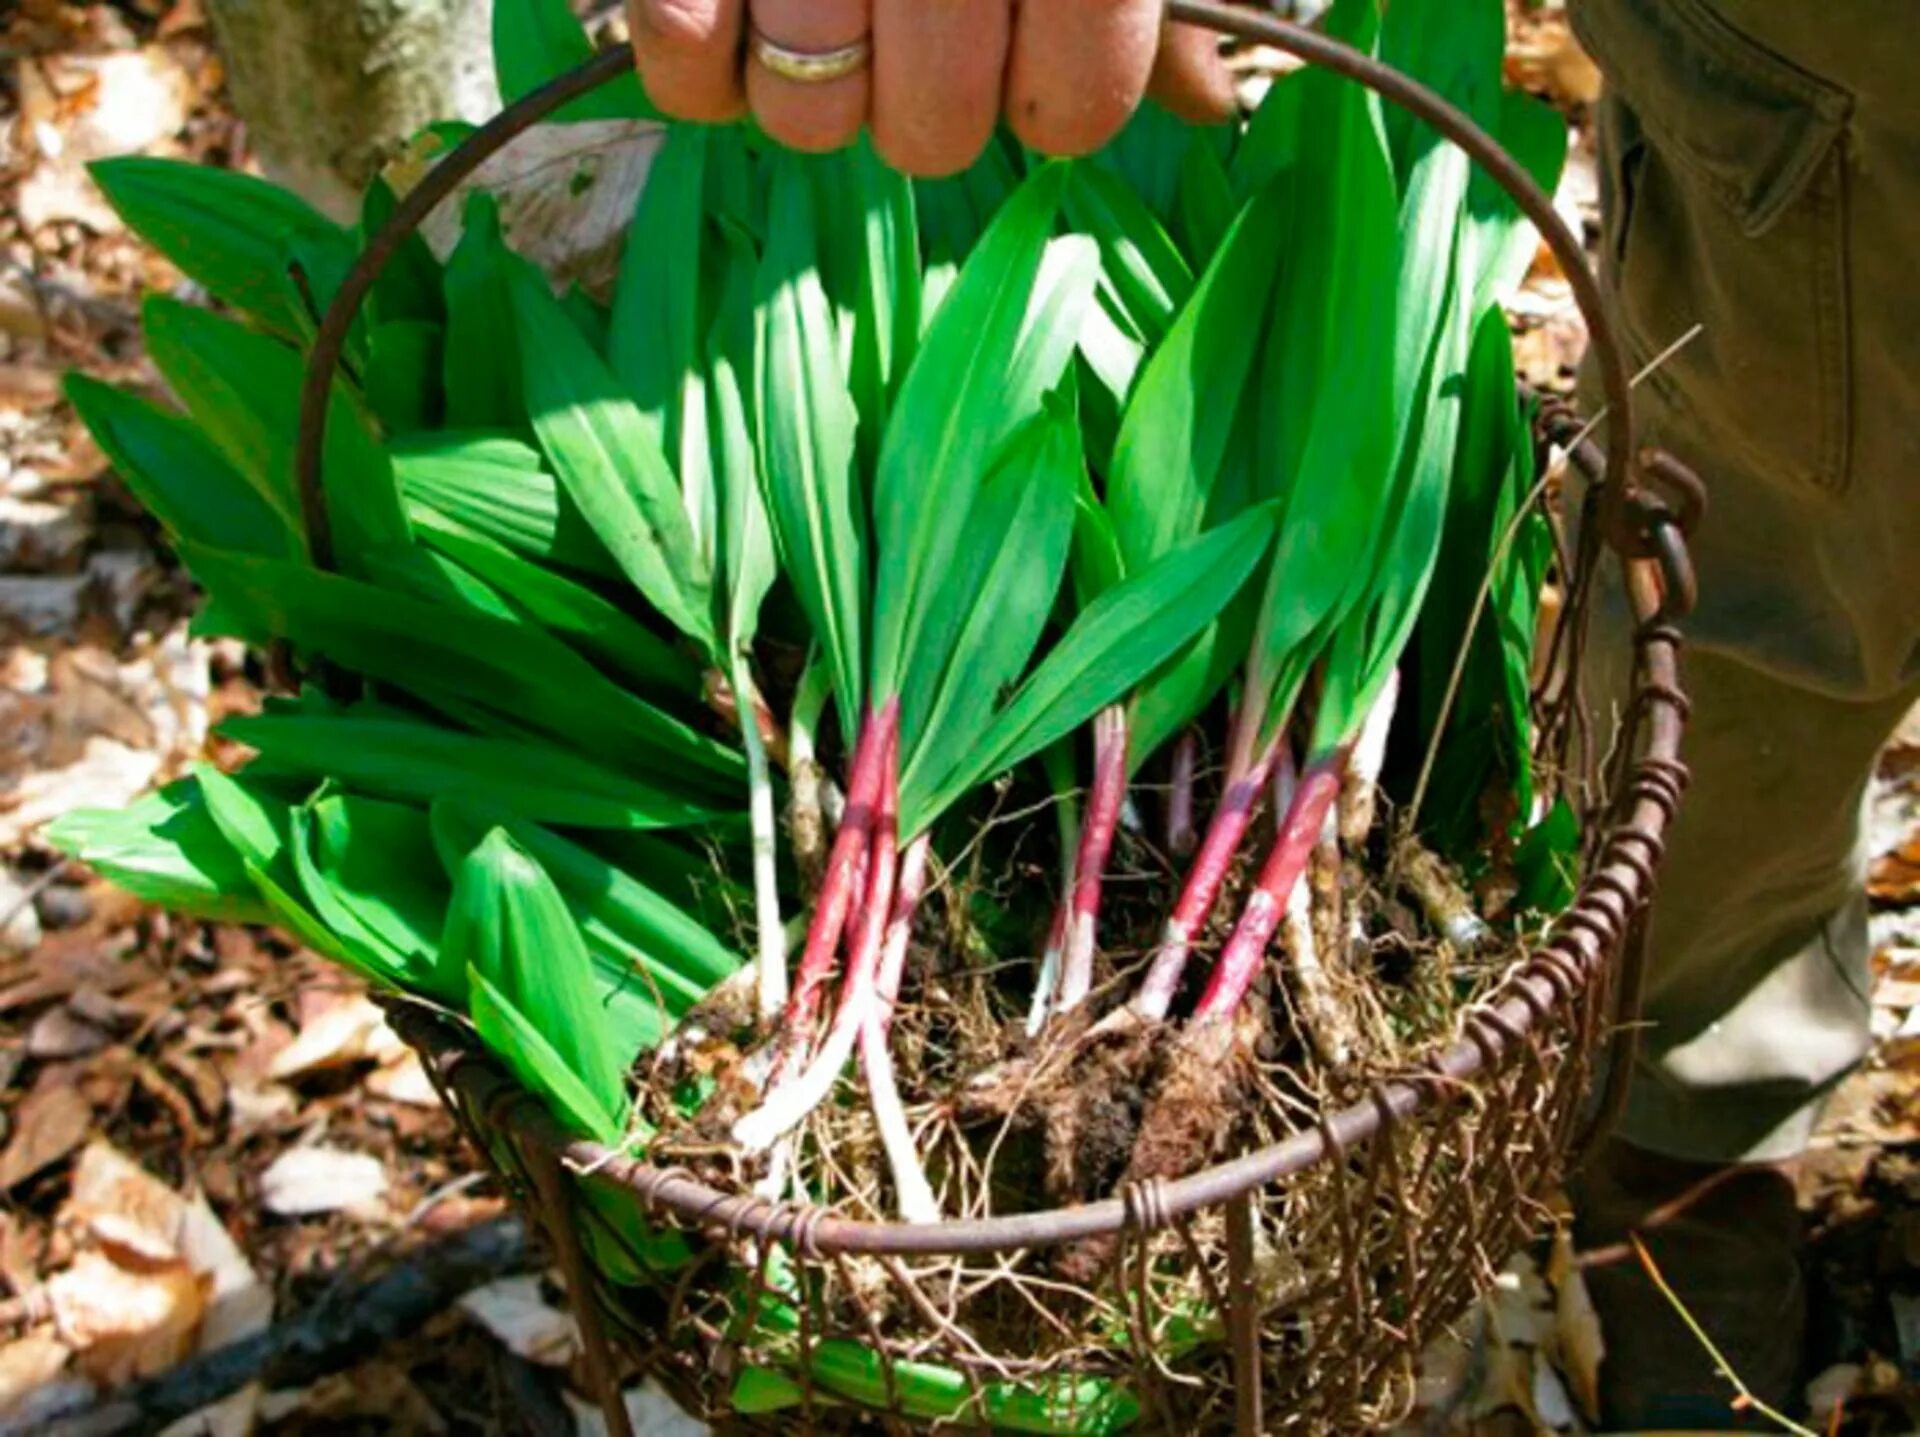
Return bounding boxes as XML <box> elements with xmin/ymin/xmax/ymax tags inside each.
<box><xmin>1568</xmin><ymin>1136</ymin><xmax>1808</xmax><ymax>1432</ymax></box>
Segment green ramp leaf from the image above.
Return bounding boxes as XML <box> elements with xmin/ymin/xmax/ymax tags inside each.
<box><xmin>444</xmin><ymin>827</ymin><xmax>629</xmax><ymax>1138</ymax></box>
<box><xmin>65</xmin><ymin>376</ymin><xmax>293</xmax><ymax>558</ymax></box>
<box><xmin>89</xmin><ymin>157</ymin><xmax>352</xmax><ymax>335</ymax></box>
<box><xmin>225</xmin><ymin>711</ymin><xmax>730</xmax><ymax>832</ymax></box>
<box><xmin>870</xmin><ymin>162</ymin><xmax>1095</xmax><ymax>704</ymax></box>
<box><xmin>491</xmin><ymin>0</ymin><xmax>656</xmax><ymax>122</ymax></box>
<box><xmin>510</xmin><ymin>262</ymin><xmax>716</xmax><ymax>653</ymax></box>
<box><xmin>912</xmin><ymin>503</ymin><xmax>1276</xmax><ymax>830</ymax></box>
<box><xmin>753</xmin><ymin>155</ymin><xmax>868</xmax><ymax>726</ymax></box>
<box><xmin>46</xmin><ymin>777</ymin><xmax>268</xmax><ymax>923</ymax></box>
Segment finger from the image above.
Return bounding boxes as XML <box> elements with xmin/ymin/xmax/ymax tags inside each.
<box><xmin>871</xmin><ymin>0</ymin><xmax>1010</xmax><ymax>178</ymax></box>
<box><xmin>629</xmin><ymin>0</ymin><xmax>747</xmax><ymax>123</ymax></box>
<box><xmin>1146</xmin><ymin>18</ymin><xmax>1238</xmax><ymax>124</ymax></box>
<box><xmin>747</xmin><ymin>0</ymin><xmax>870</xmax><ymax>154</ymax></box>
<box><xmin>1006</xmin><ymin>0</ymin><xmax>1159</xmax><ymax>158</ymax></box>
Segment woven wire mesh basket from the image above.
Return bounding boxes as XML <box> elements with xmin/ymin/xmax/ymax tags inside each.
<box><xmin>294</xmin><ymin>4</ymin><xmax>1705</xmax><ymax>1431</ymax></box>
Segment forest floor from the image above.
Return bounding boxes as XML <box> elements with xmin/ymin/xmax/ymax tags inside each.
<box><xmin>3</xmin><ymin>2</ymin><xmax>1918</xmax><ymax>1434</ymax></box>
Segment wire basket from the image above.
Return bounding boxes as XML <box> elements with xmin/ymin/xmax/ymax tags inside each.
<box><xmin>295</xmin><ymin>4</ymin><xmax>1704</xmax><ymax>1431</ymax></box>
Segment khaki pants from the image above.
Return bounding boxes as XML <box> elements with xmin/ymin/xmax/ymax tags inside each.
<box><xmin>1570</xmin><ymin>0</ymin><xmax>1920</xmax><ymax>1160</ymax></box>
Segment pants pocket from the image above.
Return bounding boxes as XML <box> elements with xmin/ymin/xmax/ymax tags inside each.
<box><xmin>1573</xmin><ymin>0</ymin><xmax>1856</xmax><ymax>495</ymax></box>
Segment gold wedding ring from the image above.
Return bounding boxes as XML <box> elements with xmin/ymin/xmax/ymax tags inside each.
<box><xmin>748</xmin><ymin>27</ymin><xmax>872</xmax><ymax>84</ymax></box>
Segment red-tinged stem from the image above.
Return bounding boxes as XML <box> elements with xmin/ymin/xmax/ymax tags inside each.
<box><xmin>782</xmin><ymin>702</ymin><xmax>897</xmax><ymax>1050</ymax></box>
<box><xmin>735</xmin><ymin>743</ymin><xmax>900</xmax><ymax>1152</ymax></box>
<box><xmin>1131</xmin><ymin>732</ymin><xmax>1284</xmax><ymax>1021</ymax></box>
<box><xmin>1167</xmin><ymin>730</ymin><xmax>1198</xmax><ymax>858</ymax></box>
<box><xmin>1191</xmin><ymin>748</ymin><xmax>1349</xmax><ymax>1024</ymax></box>
<box><xmin>1055</xmin><ymin>705</ymin><xmax>1130</xmax><ymax>1017</ymax></box>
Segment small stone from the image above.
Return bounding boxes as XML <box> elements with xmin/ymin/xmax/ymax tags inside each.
<box><xmin>27</xmin><ymin>1006</ymin><xmax>108</xmax><ymax>1060</ymax></box>
<box><xmin>0</xmin><ymin>872</ymin><xmax>42</xmax><ymax>957</ymax></box>
<box><xmin>33</xmin><ymin>884</ymin><xmax>91</xmax><ymax>931</ymax></box>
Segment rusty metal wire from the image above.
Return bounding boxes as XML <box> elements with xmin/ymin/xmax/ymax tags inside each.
<box><xmin>318</xmin><ymin>7</ymin><xmax>1706</xmax><ymax>1432</ymax></box>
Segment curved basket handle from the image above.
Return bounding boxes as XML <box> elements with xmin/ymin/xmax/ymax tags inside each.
<box><xmin>294</xmin><ymin>3</ymin><xmax>1645</xmax><ymax>573</ymax></box>
<box><xmin>307</xmin><ymin>3</ymin><xmax>1694</xmax><ymax>1261</ymax></box>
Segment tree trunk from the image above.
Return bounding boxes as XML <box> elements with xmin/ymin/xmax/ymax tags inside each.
<box><xmin>205</xmin><ymin>0</ymin><xmax>500</xmax><ymax>219</ymax></box>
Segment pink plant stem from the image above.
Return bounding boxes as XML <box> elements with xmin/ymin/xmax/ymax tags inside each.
<box><xmin>1131</xmin><ymin>731</ymin><xmax>1283</xmax><ymax>1021</ymax></box>
<box><xmin>782</xmin><ymin>702</ymin><xmax>895</xmax><ymax>1051</ymax></box>
<box><xmin>1191</xmin><ymin>748</ymin><xmax>1349</xmax><ymax>1024</ymax></box>
<box><xmin>733</xmin><ymin>744</ymin><xmax>900</xmax><ymax>1152</ymax></box>
<box><xmin>1055</xmin><ymin>705</ymin><xmax>1130</xmax><ymax>1016</ymax></box>
<box><xmin>1167</xmin><ymin>731</ymin><xmax>1198</xmax><ymax>858</ymax></box>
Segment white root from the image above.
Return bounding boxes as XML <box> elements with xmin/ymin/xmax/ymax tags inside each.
<box><xmin>863</xmin><ymin>839</ymin><xmax>939</xmax><ymax>1220</ymax></box>
<box><xmin>733</xmin><ymin>653</ymin><xmax>787</xmax><ymax>1024</ymax></box>
<box><xmin>1287</xmin><ymin>807</ymin><xmax>1357</xmax><ymax>1068</ymax></box>
<box><xmin>1026</xmin><ymin>920</ymin><xmax>1064</xmax><ymax>1038</ymax></box>
<box><xmin>1400</xmin><ymin>840</ymin><xmax>1491</xmax><ymax>953</ymax></box>
<box><xmin>1339</xmin><ymin>667</ymin><xmax>1400</xmax><ymax>849</ymax></box>
<box><xmin>861</xmin><ymin>1017</ymin><xmax>939</xmax><ymax>1222</ymax></box>
<box><xmin>732</xmin><ymin>976</ymin><xmax>871</xmax><ymax>1152</ymax></box>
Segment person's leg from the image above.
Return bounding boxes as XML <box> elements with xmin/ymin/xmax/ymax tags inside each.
<box><xmin>1566</xmin><ymin>0</ymin><xmax>1920</xmax><ymax>1423</ymax></box>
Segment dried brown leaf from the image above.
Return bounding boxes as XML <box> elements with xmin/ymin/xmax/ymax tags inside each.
<box><xmin>0</xmin><ymin>1080</ymin><xmax>91</xmax><ymax>1192</ymax></box>
<box><xmin>48</xmin><ymin>1250</ymin><xmax>207</xmax><ymax>1386</ymax></box>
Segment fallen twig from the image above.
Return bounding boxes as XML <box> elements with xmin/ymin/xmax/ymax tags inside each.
<box><xmin>17</xmin><ymin>1217</ymin><xmax>529</xmax><ymax>1437</ymax></box>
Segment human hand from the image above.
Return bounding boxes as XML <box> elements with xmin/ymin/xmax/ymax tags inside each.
<box><xmin>626</xmin><ymin>1</ymin><xmax>1237</xmax><ymax>177</ymax></box>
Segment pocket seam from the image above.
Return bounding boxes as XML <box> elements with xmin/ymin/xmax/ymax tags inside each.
<box><xmin>1572</xmin><ymin>0</ymin><xmax>1853</xmax><ymax>236</ymax></box>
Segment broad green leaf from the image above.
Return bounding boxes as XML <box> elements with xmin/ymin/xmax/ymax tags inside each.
<box><xmin>899</xmin><ymin>406</ymin><xmax>1081</xmax><ymax>827</ymax></box>
<box><xmin>609</xmin><ymin>124</ymin><xmax>705</xmax><ymax>458</ymax></box>
<box><xmin>45</xmin><ymin>778</ymin><xmax>267</xmax><ymax>923</ymax></box>
<box><xmin>142</xmin><ymin>297</ymin><xmax>408</xmax><ymax>561</ymax></box>
<box><xmin>445</xmin><ymin>827</ymin><xmax>630</xmax><ymax>1129</ymax></box>
<box><xmin>733</xmin><ymin>1341</ymin><xmax>1140</xmax><ymax>1433</ymax></box>
<box><xmin>1314</xmin><ymin>51</ymin><xmax>1478</xmax><ymax>749</ymax></box>
<box><xmin>809</xmin><ymin>140</ymin><xmax>921</xmax><ymax>465</ymax></box>
<box><xmin>1173</xmin><ymin>138</ymin><xmax>1236</xmax><ymax>268</ymax></box>
<box><xmin>870</xmin><ymin>164</ymin><xmax>1093</xmax><ymax>703</ymax></box>
<box><xmin>184</xmin><ymin>548</ymin><xmax>741</xmax><ymax>784</ymax></box>
<box><xmin>429</xmin><ymin>806</ymin><xmax>727</xmax><ymax>1048</ymax></box>
<box><xmin>391</xmin><ymin>430</ymin><xmax>616</xmax><ymax>577</ymax></box>
<box><xmin>916</xmin><ymin>503</ymin><xmax>1276</xmax><ymax>826</ymax></box>
<box><xmin>1107</xmin><ymin>179</ymin><xmax>1286</xmax><ymax>575</ymax></box>
<box><xmin>1068</xmin><ymin>469</ymin><xmax>1126</xmax><ymax>610</ymax></box>
<box><xmin>754</xmin><ymin>156</ymin><xmax>867</xmax><ymax>726</ymax></box>
<box><xmin>432</xmin><ymin>803</ymin><xmax>738</xmax><ymax>994</ymax></box>
<box><xmin>304</xmin><ymin>791</ymin><xmax>449</xmax><ymax>982</ymax></box>
<box><xmin>511</xmin><ymin>264</ymin><xmax>717</xmax><ymax>652</ymax></box>
<box><xmin>1091</xmin><ymin>102</ymin><xmax>1193</xmax><ymax>229</ymax></box>
<box><xmin>1065</xmin><ymin>160</ymin><xmax>1193</xmax><ymax>349</ymax></box>
<box><xmin>1469</xmin><ymin>90</ymin><xmax>1568</xmax><ymax>309</ymax></box>
<box><xmin>89</xmin><ymin>157</ymin><xmax>351</xmax><ymax>335</ymax></box>
<box><xmin>225</xmin><ymin>711</ymin><xmax>730</xmax><ymax>831</ymax></box>
<box><xmin>914</xmin><ymin>133</ymin><xmax>1021</xmax><ymax>273</ymax></box>
<box><xmin>1514</xmin><ymin>797</ymin><xmax>1579</xmax><ymax>913</ymax></box>
<box><xmin>410</xmin><ymin>506</ymin><xmax>702</xmax><ymax>699</ymax></box>
<box><xmin>193</xmin><ymin>764</ymin><xmax>360</xmax><ymax>968</ymax></box>
<box><xmin>1246</xmin><ymin>20</ymin><xmax>1402</xmax><ymax>730</ymax></box>
<box><xmin>364</xmin><ymin>319</ymin><xmax>442</xmax><ymax>434</ymax></box>
<box><xmin>1416</xmin><ymin>307</ymin><xmax>1548</xmax><ymax>853</ymax></box>
<box><xmin>361</xmin><ymin>541</ymin><xmax>520</xmax><ymax>623</ymax></box>
<box><xmin>470</xmin><ymin>966</ymin><xmax>625</xmax><ymax>1142</ymax></box>
<box><xmin>705</xmin><ymin>224</ymin><xmax>775</xmax><ymax>651</ymax></box>
<box><xmin>441</xmin><ymin>194</ymin><xmax>522</xmax><ymax>430</ymax></box>
<box><xmin>1380</xmin><ymin>0</ymin><xmax>1502</xmax><ymax>188</ymax></box>
<box><xmin>65</xmin><ymin>376</ymin><xmax>292</xmax><ymax>558</ymax></box>
<box><xmin>491</xmin><ymin>0</ymin><xmax>655</xmax><ymax>122</ymax></box>
<box><xmin>360</xmin><ymin>178</ymin><xmax>445</xmax><ymax>327</ymax></box>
